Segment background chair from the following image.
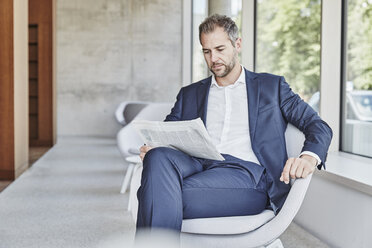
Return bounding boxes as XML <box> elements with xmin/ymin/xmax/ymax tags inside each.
<box><xmin>117</xmin><ymin>103</ymin><xmax>173</xmax><ymax>194</ymax></box>
<box><xmin>128</xmin><ymin>123</ymin><xmax>311</xmax><ymax>248</ymax></box>
<box><xmin>114</xmin><ymin>101</ymin><xmax>148</xmax><ymax>126</ymax></box>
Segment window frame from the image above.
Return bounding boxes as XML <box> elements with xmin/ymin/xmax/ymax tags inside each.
<box><xmin>339</xmin><ymin>0</ymin><xmax>372</xmax><ymax>159</ymax></box>
<box><xmin>186</xmin><ymin>0</ymin><xmax>369</xmax><ymax>156</ymax></box>
<box><xmin>182</xmin><ymin>0</ymin><xmax>193</xmax><ymax>86</ymax></box>
<box><xmin>250</xmin><ymin>0</ymin><xmax>372</xmax><ymax>188</ymax></box>
<box><xmin>185</xmin><ymin>0</ymin><xmax>372</xmax><ymax>187</ymax></box>
<box><xmin>248</xmin><ymin>0</ymin><xmax>341</xmax><ymax>152</ymax></box>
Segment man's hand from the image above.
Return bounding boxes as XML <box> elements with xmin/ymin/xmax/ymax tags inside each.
<box><xmin>139</xmin><ymin>145</ymin><xmax>153</xmax><ymax>161</ymax></box>
<box><xmin>280</xmin><ymin>155</ymin><xmax>317</xmax><ymax>184</ymax></box>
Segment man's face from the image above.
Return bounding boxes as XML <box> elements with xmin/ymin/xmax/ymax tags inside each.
<box><xmin>200</xmin><ymin>27</ymin><xmax>241</xmax><ymax>78</ymax></box>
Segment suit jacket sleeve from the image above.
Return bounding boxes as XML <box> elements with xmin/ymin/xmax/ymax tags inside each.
<box><xmin>279</xmin><ymin>76</ymin><xmax>333</xmax><ymax>169</ymax></box>
<box><xmin>164</xmin><ymin>88</ymin><xmax>184</xmax><ymax>122</ymax></box>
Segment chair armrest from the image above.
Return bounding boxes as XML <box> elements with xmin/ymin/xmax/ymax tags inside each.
<box><xmin>128</xmin><ymin>147</ymin><xmax>140</xmax><ymax>155</ymax></box>
<box><xmin>238</xmin><ymin>173</ymin><xmax>314</xmax><ymax>247</ymax></box>
<box><xmin>126</xmin><ymin>156</ymin><xmax>142</xmax><ymax>164</ymax></box>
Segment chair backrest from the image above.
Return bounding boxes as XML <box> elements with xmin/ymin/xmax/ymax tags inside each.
<box><xmin>134</xmin><ymin>103</ymin><xmax>174</xmax><ymax>121</ymax></box>
<box><xmin>123</xmin><ymin>102</ymin><xmax>148</xmax><ymax>124</ymax></box>
<box><xmin>115</xmin><ymin>101</ymin><xmax>148</xmax><ymax>125</ymax></box>
<box><xmin>284</xmin><ymin>123</ymin><xmax>306</xmax><ymax>158</ymax></box>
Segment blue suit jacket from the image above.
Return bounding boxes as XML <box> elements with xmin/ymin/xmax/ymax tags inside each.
<box><xmin>165</xmin><ymin>68</ymin><xmax>332</xmax><ymax>213</ymax></box>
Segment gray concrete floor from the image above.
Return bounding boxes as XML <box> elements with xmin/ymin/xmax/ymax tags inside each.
<box><xmin>281</xmin><ymin>222</ymin><xmax>329</xmax><ymax>248</ymax></box>
<box><xmin>0</xmin><ymin>137</ymin><xmax>329</xmax><ymax>248</ymax></box>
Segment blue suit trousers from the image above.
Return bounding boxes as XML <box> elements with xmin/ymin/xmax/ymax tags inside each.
<box><xmin>136</xmin><ymin>147</ymin><xmax>269</xmax><ymax>232</ymax></box>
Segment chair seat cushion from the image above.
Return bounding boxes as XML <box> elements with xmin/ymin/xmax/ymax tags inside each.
<box><xmin>181</xmin><ymin>209</ymin><xmax>275</xmax><ymax>235</ymax></box>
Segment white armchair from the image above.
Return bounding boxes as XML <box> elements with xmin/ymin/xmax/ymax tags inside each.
<box><xmin>117</xmin><ymin>103</ymin><xmax>173</xmax><ymax>194</ymax></box>
<box><xmin>128</xmin><ymin>123</ymin><xmax>311</xmax><ymax>248</ymax></box>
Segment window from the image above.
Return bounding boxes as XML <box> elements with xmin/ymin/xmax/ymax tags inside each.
<box><xmin>255</xmin><ymin>0</ymin><xmax>322</xmax><ymax>103</ymax></box>
<box><xmin>341</xmin><ymin>0</ymin><xmax>372</xmax><ymax>158</ymax></box>
<box><xmin>192</xmin><ymin>0</ymin><xmax>242</xmax><ymax>82</ymax></box>
<box><xmin>192</xmin><ymin>0</ymin><xmax>209</xmax><ymax>83</ymax></box>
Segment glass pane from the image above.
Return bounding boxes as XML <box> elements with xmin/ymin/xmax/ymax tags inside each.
<box><xmin>342</xmin><ymin>0</ymin><xmax>372</xmax><ymax>157</ymax></box>
<box><xmin>256</xmin><ymin>0</ymin><xmax>322</xmax><ymax>105</ymax></box>
<box><xmin>192</xmin><ymin>0</ymin><xmax>209</xmax><ymax>83</ymax></box>
<box><xmin>192</xmin><ymin>0</ymin><xmax>242</xmax><ymax>83</ymax></box>
<box><xmin>231</xmin><ymin>0</ymin><xmax>242</xmax><ymax>62</ymax></box>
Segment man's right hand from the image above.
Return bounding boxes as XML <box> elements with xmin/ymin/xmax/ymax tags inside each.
<box><xmin>139</xmin><ymin>145</ymin><xmax>153</xmax><ymax>161</ymax></box>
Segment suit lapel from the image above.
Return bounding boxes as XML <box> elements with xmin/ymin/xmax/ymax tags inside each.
<box><xmin>197</xmin><ymin>77</ymin><xmax>212</xmax><ymax>125</ymax></box>
<box><xmin>245</xmin><ymin>69</ymin><xmax>260</xmax><ymax>141</ymax></box>
<box><xmin>196</xmin><ymin>70</ymin><xmax>259</xmax><ymax>136</ymax></box>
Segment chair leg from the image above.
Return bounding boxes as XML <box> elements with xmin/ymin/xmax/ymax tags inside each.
<box><xmin>265</xmin><ymin>238</ymin><xmax>284</xmax><ymax>248</ymax></box>
<box><xmin>120</xmin><ymin>163</ymin><xmax>135</xmax><ymax>194</ymax></box>
<box><xmin>128</xmin><ymin>191</ymin><xmax>132</xmax><ymax>211</ymax></box>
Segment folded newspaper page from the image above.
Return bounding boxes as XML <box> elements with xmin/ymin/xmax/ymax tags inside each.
<box><xmin>132</xmin><ymin>118</ymin><xmax>225</xmax><ymax>161</ymax></box>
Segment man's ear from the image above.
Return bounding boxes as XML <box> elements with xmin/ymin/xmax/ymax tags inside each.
<box><xmin>235</xmin><ymin>37</ymin><xmax>242</xmax><ymax>52</ymax></box>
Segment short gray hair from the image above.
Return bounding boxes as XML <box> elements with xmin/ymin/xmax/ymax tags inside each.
<box><xmin>199</xmin><ymin>14</ymin><xmax>239</xmax><ymax>46</ymax></box>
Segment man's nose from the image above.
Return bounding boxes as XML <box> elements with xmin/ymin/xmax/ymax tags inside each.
<box><xmin>210</xmin><ymin>52</ymin><xmax>218</xmax><ymax>63</ymax></box>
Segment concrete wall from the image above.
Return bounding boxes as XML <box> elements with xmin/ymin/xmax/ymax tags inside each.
<box><xmin>294</xmin><ymin>171</ymin><xmax>372</xmax><ymax>248</ymax></box>
<box><xmin>57</xmin><ymin>0</ymin><xmax>182</xmax><ymax>137</ymax></box>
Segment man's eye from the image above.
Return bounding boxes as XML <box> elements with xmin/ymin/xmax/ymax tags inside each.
<box><xmin>217</xmin><ymin>49</ymin><xmax>224</xmax><ymax>52</ymax></box>
<box><xmin>203</xmin><ymin>50</ymin><xmax>210</xmax><ymax>54</ymax></box>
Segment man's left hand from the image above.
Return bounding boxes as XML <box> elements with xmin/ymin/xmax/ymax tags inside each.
<box><xmin>280</xmin><ymin>155</ymin><xmax>317</xmax><ymax>184</ymax></box>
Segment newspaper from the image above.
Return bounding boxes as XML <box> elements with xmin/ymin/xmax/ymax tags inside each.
<box><xmin>132</xmin><ymin>118</ymin><xmax>224</xmax><ymax>161</ymax></box>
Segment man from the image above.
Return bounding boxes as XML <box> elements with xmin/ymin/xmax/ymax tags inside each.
<box><xmin>136</xmin><ymin>14</ymin><xmax>332</xmax><ymax>232</ymax></box>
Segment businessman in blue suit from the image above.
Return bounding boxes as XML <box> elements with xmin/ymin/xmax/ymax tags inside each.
<box><xmin>136</xmin><ymin>14</ymin><xmax>332</xmax><ymax>232</ymax></box>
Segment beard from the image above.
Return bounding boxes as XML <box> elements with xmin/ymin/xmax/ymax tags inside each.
<box><xmin>209</xmin><ymin>51</ymin><xmax>238</xmax><ymax>78</ymax></box>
